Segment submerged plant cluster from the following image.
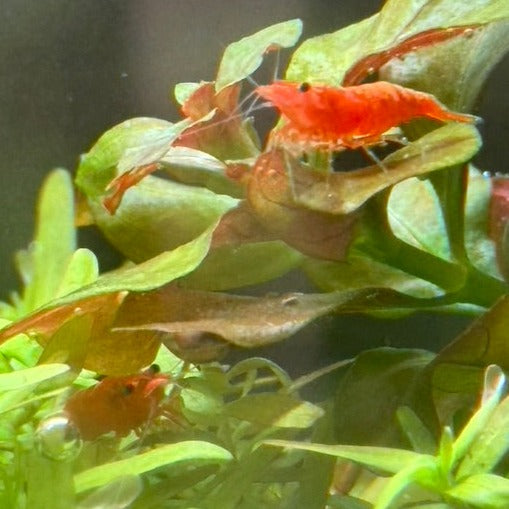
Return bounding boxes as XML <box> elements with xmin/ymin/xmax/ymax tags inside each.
<box><xmin>0</xmin><ymin>1</ymin><xmax>509</xmax><ymax>507</ymax></box>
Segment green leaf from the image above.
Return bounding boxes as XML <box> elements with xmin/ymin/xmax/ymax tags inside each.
<box><xmin>54</xmin><ymin>223</ymin><xmax>217</xmax><ymax>303</ymax></box>
<box><xmin>22</xmin><ymin>169</ymin><xmax>76</xmax><ymax>312</ymax></box>
<box><xmin>27</xmin><ymin>449</ymin><xmax>75</xmax><ymax>509</ymax></box>
<box><xmin>74</xmin><ymin>441</ymin><xmax>233</xmax><ymax>493</ymax></box>
<box><xmin>56</xmin><ymin>248</ymin><xmax>99</xmax><ymax>298</ymax></box>
<box><xmin>447</xmin><ymin>473</ymin><xmax>509</xmax><ymax>508</ymax></box>
<box><xmin>334</xmin><ymin>348</ymin><xmax>436</xmax><ymax>448</ymax></box>
<box><xmin>225</xmin><ymin>393</ymin><xmax>324</xmax><ymax>428</ymax></box>
<box><xmin>216</xmin><ymin>19</ymin><xmax>303</xmax><ymax>92</ymax></box>
<box><xmin>116</xmin><ymin>118</ymin><xmax>193</xmax><ymax>174</ymax></box>
<box><xmin>76</xmin><ymin>117</ymin><xmax>172</xmax><ymax>198</ymax></box>
<box><xmin>87</xmin><ymin>174</ymin><xmax>237</xmax><ymax>263</ymax></box>
<box><xmin>464</xmin><ymin>168</ymin><xmax>501</xmax><ymax>278</ymax></box>
<box><xmin>263</xmin><ymin>439</ymin><xmax>425</xmax><ymax>474</ymax></box>
<box><xmin>287</xmin><ymin>0</ymin><xmax>509</xmax><ymax>86</ymax></box>
<box><xmin>381</xmin><ymin>20</ymin><xmax>509</xmax><ymax>113</ymax></box>
<box><xmin>38</xmin><ymin>312</ymin><xmax>93</xmax><ymax>369</ymax></box>
<box><xmin>200</xmin><ymin>447</ymin><xmax>282</xmax><ymax>509</ymax></box>
<box><xmin>327</xmin><ymin>495</ymin><xmax>372</xmax><ymax>509</ymax></box>
<box><xmin>431</xmin><ymin>296</ymin><xmax>509</xmax><ymax>374</ymax></box>
<box><xmin>396</xmin><ymin>406</ymin><xmax>436</xmax><ymax>454</ymax></box>
<box><xmin>76</xmin><ymin>475</ymin><xmax>142</xmax><ymax>509</ymax></box>
<box><xmin>456</xmin><ymin>391</ymin><xmax>509</xmax><ymax>478</ymax></box>
<box><xmin>451</xmin><ymin>365</ymin><xmax>505</xmax><ymax>467</ymax></box>
<box><xmin>160</xmin><ymin>146</ymin><xmax>242</xmax><ymax>197</ymax></box>
<box><xmin>0</xmin><ymin>332</ymin><xmax>42</xmax><ymax>369</ymax></box>
<box><xmin>373</xmin><ymin>455</ymin><xmax>439</xmax><ymax>509</ymax></box>
<box><xmin>293</xmin><ymin>124</ymin><xmax>481</xmax><ymax>216</ymax></box>
<box><xmin>281</xmin><ymin>404</ymin><xmax>336</xmax><ymax>509</ymax></box>
<box><xmin>437</xmin><ymin>426</ymin><xmax>454</xmax><ymax>477</ymax></box>
<box><xmin>180</xmin><ymin>241</ymin><xmax>303</xmax><ymax>291</ymax></box>
<box><xmin>0</xmin><ymin>363</ymin><xmax>69</xmax><ymax>392</ymax></box>
<box><xmin>388</xmin><ymin>177</ymin><xmax>451</xmax><ymax>261</ymax></box>
<box><xmin>174</xmin><ymin>81</ymin><xmax>202</xmax><ymax>105</ymax></box>
<box><xmin>304</xmin><ymin>254</ymin><xmax>442</xmax><ymax>299</ymax></box>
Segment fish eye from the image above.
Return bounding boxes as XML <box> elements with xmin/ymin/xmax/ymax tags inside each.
<box><xmin>299</xmin><ymin>82</ymin><xmax>311</xmax><ymax>93</ymax></box>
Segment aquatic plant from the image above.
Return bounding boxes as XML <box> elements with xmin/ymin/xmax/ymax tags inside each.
<box><xmin>0</xmin><ymin>0</ymin><xmax>509</xmax><ymax>507</ymax></box>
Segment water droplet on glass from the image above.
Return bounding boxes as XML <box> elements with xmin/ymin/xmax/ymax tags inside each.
<box><xmin>35</xmin><ymin>414</ymin><xmax>82</xmax><ymax>461</ymax></box>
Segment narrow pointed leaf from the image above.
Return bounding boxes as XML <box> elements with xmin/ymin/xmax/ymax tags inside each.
<box><xmin>447</xmin><ymin>473</ymin><xmax>509</xmax><ymax>508</ymax></box>
<box><xmin>23</xmin><ymin>169</ymin><xmax>76</xmax><ymax>312</ymax></box>
<box><xmin>0</xmin><ymin>363</ymin><xmax>69</xmax><ymax>391</ymax></box>
<box><xmin>74</xmin><ymin>441</ymin><xmax>232</xmax><ymax>493</ymax></box>
<box><xmin>264</xmin><ymin>440</ymin><xmax>425</xmax><ymax>474</ymax></box>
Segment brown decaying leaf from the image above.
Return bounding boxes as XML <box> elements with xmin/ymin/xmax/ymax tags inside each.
<box><xmin>0</xmin><ymin>292</ymin><xmax>161</xmax><ymax>375</ymax></box>
<box><xmin>246</xmin><ymin>150</ymin><xmax>360</xmax><ymax>261</ymax></box>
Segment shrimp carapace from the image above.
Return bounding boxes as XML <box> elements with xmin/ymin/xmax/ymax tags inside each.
<box><xmin>256</xmin><ymin>81</ymin><xmax>479</xmax><ymax>153</ymax></box>
<box><xmin>64</xmin><ymin>367</ymin><xmax>169</xmax><ymax>441</ymax></box>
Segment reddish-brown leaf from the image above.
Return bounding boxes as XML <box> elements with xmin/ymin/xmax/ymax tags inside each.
<box><xmin>0</xmin><ymin>292</ymin><xmax>161</xmax><ymax>375</ymax></box>
<box><xmin>246</xmin><ymin>150</ymin><xmax>359</xmax><ymax>260</ymax></box>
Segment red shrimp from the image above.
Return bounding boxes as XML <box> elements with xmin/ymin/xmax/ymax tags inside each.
<box><xmin>343</xmin><ymin>25</ymin><xmax>480</xmax><ymax>86</ymax></box>
<box><xmin>255</xmin><ymin>81</ymin><xmax>478</xmax><ymax>154</ymax></box>
<box><xmin>64</xmin><ymin>366</ymin><xmax>168</xmax><ymax>440</ymax></box>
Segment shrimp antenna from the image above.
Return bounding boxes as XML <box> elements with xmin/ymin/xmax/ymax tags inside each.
<box><xmin>272</xmin><ymin>48</ymin><xmax>281</xmax><ymax>82</ymax></box>
<box><xmin>177</xmin><ymin>86</ymin><xmax>271</xmax><ymax>141</ymax></box>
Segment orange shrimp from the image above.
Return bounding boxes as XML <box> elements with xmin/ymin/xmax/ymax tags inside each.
<box><xmin>255</xmin><ymin>81</ymin><xmax>478</xmax><ymax>154</ymax></box>
<box><xmin>64</xmin><ymin>366</ymin><xmax>168</xmax><ymax>441</ymax></box>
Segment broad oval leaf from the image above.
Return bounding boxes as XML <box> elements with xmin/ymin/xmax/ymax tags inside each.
<box><xmin>76</xmin><ymin>117</ymin><xmax>172</xmax><ymax>198</ymax></box>
<box><xmin>287</xmin><ymin>0</ymin><xmax>509</xmax><ymax>86</ymax></box>
<box><xmin>216</xmin><ymin>19</ymin><xmax>303</xmax><ymax>92</ymax></box>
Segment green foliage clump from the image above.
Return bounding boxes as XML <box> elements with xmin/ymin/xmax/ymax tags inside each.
<box><xmin>0</xmin><ymin>1</ymin><xmax>509</xmax><ymax>507</ymax></box>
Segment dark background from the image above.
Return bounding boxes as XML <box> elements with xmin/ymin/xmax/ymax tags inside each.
<box><xmin>0</xmin><ymin>1</ymin><xmax>507</xmax><ymax>373</ymax></box>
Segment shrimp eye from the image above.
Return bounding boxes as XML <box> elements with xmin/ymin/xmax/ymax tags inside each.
<box><xmin>121</xmin><ymin>382</ymin><xmax>136</xmax><ymax>396</ymax></box>
<box><xmin>299</xmin><ymin>82</ymin><xmax>311</xmax><ymax>93</ymax></box>
<box><xmin>148</xmin><ymin>364</ymin><xmax>160</xmax><ymax>375</ymax></box>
